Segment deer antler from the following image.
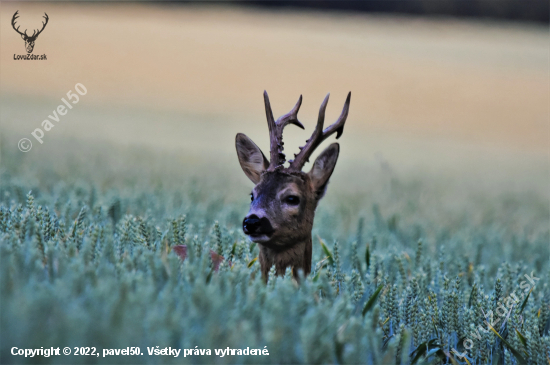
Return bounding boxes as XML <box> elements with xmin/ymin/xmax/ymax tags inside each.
<box><xmin>263</xmin><ymin>91</ymin><xmax>305</xmax><ymax>170</ymax></box>
<box><xmin>32</xmin><ymin>13</ymin><xmax>49</xmax><ymax>39</ymax></box>
<box><xmin>11</xmin><ymin>11</ymin><xmax>27</xmax><ymax>37</ymax></box>
<box><xmin>289</xmin><ymin>92</ymin><xmax>351</xmax><ymax>171</ymax></box>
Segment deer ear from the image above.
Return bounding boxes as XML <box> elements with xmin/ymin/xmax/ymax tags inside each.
<box><xmin>308</xmin><ymin>143</ymin><xmax>340</xmax><ymax>199</ymax></box>
<box><xmin>236</xmin><ymin>133</ymin><xmax>269</xmax><ymax>184</ymax></box>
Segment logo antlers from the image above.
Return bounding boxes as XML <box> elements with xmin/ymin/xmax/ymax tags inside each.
<box><xmin>12</xmin><ymin>10</ymin><xmax>49</xmax><ymax>54</ymax></box>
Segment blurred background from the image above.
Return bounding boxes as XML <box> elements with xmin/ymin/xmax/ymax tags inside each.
<box><xmin>249</xmin><ymin>0</ymin><xmax>549</xmax><ymax>23</ymax></box>
<box><xmin>0</xmin><ymin>2</ymin><xmax>548</xmax><ymax>233</ymax></box>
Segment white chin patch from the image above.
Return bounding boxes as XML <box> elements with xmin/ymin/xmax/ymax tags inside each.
<box><xmin>248</xmin><ymin>234</ymin><xmax>271</xmax><ymax>243</ymax></box>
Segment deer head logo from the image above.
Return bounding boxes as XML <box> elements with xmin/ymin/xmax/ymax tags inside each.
<box><xmin>236</xmin><ymin>91</ymin><xmax>351</xmax><ymax>281</ymax></box>
<box><xmin>11</xmin><ymin>11</ymin><xmax>49</xmax><ymax>54</ymax></box>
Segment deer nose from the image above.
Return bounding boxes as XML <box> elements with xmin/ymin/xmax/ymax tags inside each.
<box><xmin>243</xmin><ymin>215</ymin><xmax>261</xmax><ymax>234</ymax></box>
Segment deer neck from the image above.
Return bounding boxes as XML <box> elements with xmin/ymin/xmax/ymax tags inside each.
<box><xmin>258</xmin><ymin>235</ymin><xmax>312</xmax><ymax>281</ymax></box>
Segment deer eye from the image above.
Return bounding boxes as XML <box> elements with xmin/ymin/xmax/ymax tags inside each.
<box><xmin>284</xmin><ymin>195</ymin><xmax>300</xmax><ymax>205</ymax></box>
<box><xmin>250</xmin><ymin>193</ymin><xmax>254</xmax><ymax>202</ymax></box>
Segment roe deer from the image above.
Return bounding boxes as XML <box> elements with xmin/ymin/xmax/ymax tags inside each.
<box><xmin>235</xmin><ymin>91</ymin><xmax>351</xmax><ymax>281</ymax></box>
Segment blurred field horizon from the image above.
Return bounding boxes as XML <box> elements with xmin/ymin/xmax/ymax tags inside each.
<box><xmin>1</xmin><ymin>2</ymin><xmax>549</xmax><ymax>215</ymax></box>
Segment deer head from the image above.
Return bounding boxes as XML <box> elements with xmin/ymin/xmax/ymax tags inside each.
<box><xmin>12</xmin><ymin>11</ymin><xmax>49</xmax><ymax>54</ymax></box>
<box><xmin>236</xmin><ymin>91</ymin><xmax>351</xmax><ymax>281</ymax></box>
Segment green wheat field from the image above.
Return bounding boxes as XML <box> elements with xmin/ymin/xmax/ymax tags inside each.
<box><xmin>0</xmin><ymin>130</ymin><xmax>548</xmax><ymax>364</ymax></box>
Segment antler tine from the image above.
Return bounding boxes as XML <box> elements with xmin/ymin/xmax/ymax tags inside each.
<box><xmin>263</xmin><ymin>91</ymin><xmax>280</xmax><ymax>170</ymax></box>
<box><xmin>316</xmin><ymin>93</ymin><xmax>330</xmax><ymax>134</ymax></box>
<box><xmin>322</xmin><ymin>91</ymin><xmax>351</xmax><ymax>139</ymax></box>
<box><xmin>11</xmin><ymin>10</ymin><xmax>26</xmax><ymax>36</ymax></box>
<box><xmin>275</xmin><ymin>95</ymin><xmax>304</xmax><ymax>130</ymax></box>
<box><xmin>288</xmin><ymin>93</ymin><xmax>329</xmax><ymax>168</ymax></box>
<box><xmin>289</xmin><ymin>92</ymin><xmax>351</xmax><ymax>170</ymax></box>
<box><xmin>12</xmin><ymin>10</ymin><xmax>19</xmax><ymax>25</ymax></box>
<box><xmin>34</xmin><ymin>13</ymin><xmax>49</xmax><ymax>38</ymax></box>
<box><xmin>264</xmin><ymin>92</ymin><xmax>306</xmax><ymax>170</ymax></box>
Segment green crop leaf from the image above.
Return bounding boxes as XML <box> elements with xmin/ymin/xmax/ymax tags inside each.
<box><xmin>410</xmin><ymin>339</ymin><xmax>441</xmax><ymax>364</ymax></box>
<box><xmin>519</xmin><ymin>287</ymin><xmax>534</xmax><ymax>314</ymax></box>
<box><xmin>486</xmin><ymin>322</ymin><xmax>527</xmax><ymax>364</ymax></box>
<box><xmin>318</xmin><ymin>236</ymin><xmax>334</xmax><ymax>266</ymax></box>
<box><xmin>514</xmin><ymin>328</ymin><xmax>527</xmax><ymax>348</ymax></box>
<box><xmin>425</xmin><ymin>348</ymin><xmax>441</xmax><ymax>358</ymax></box>
<box><xmin>247</xmin><ymin>256</ymin><xmax>258</xmax><ymax>268</ymax></box>
<box><xmin>334</xmin><ymin>337</ymin><xmax>344</xmax><ymax>364</ymax></box>
<box><xmin>362</xmin><ymin>284</ymin><xmax>384</xmax><ymax>317</ymax></box>
<box><xmin>312</xmin><ymin>257</ymin><xmax>329</xmax><ymax>282</ymax></box>
<box><xmin>205</xmin><ymin>268</ymin><xmax>214</xmax><ymax>284</ymax></box>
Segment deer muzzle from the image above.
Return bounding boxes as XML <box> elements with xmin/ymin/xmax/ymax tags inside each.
<box><xmin>243</xmin><ymin>215</ymin><xmax>274</xmax><ymax>238</ymax></box>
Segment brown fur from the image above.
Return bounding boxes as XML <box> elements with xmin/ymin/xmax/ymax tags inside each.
<box><xmin>238</xmin><ymin>149</ymin><xmax>339</xmax><ymax>282</ymax></box>
<box><xmin>235</xmin><ymin>92</ymin><xmax>349</xmax><ymax>282</ymax></box>
<box><xmin>259</xmin><ymin>237</ymin><xmax>312</xmax><ymax>280</ymax></box>
<box><xmin>251</xmin><ymin>170</ymin><xmax>317</xmax><ymax>280</ymax></box>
